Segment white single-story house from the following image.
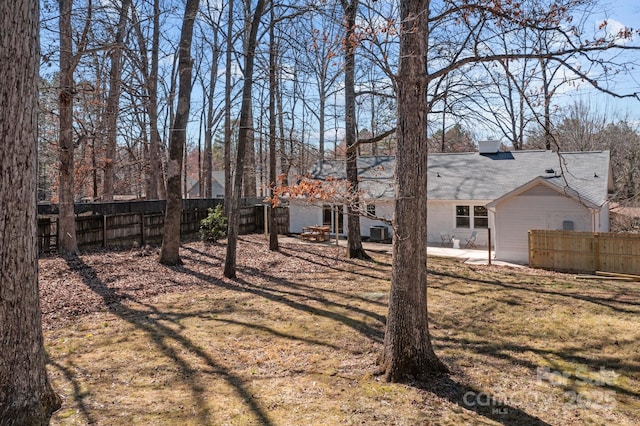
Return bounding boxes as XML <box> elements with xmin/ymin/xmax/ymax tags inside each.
<box><xmin>289</xmin><ymin>143</ymin><xmax>612</xmax><ymax>264</ymax></box>
<box><xmin>429</xmin><ymin>145</ymin><xmax>612</xmax><ymax>262</ymax></box>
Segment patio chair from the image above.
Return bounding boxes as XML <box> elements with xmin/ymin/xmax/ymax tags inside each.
<box><xmin>440</xmin><ymin>232</ymin><xmax>453</xmax><ymax>247</ymax></box>
<box><xmin>464</xmin><ymin>230</ymin><xmax>478</xmax><ymax>248</ymax></box>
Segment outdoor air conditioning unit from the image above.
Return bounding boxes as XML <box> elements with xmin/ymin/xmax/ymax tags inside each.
<box><xmin>370</xmin><ymin>225</ymin><xmax>389</xmax><ymax>241</ymax></box>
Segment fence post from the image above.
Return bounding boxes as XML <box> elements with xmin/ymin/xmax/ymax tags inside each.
<box><xmin>140</xmin><ymin>212</ymin><xmax>145</xmax><ymax>246</ymax></box>
<box><xmin>103</xmin><ymin>214</ymin><xmax>107</xmax><ymax>247</ymax></box>
<box><xmin>528</xmin><ymin>230</ymin><xmax>532</xmax><ymax>266</ymax></box>
<box><xmin>593</xmin><ymin>233</ymin><xmax>600</xmax><ymax>272</ymax></box>
<box><xmin>264</xmin><ymin>204</ymin><xmax>268</xmax><ymax>235</ymax></box>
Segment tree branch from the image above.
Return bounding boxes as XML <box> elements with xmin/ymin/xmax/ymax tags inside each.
<box><xmin>347</xmin><ymin>128</ymin><xmax>396</xmax><ymax>154</ymax></box>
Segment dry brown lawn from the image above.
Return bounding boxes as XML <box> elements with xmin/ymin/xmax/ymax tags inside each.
<box><xmin>40</xmin><ymin>235</ymin><xmax>640</xmax><ymax>425</ymax></box>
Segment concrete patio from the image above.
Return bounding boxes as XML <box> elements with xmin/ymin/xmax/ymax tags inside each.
<box><xmin>282</xmin><ymin>235</ymin><xmax>524</xmax><ymax>268</ymax></box>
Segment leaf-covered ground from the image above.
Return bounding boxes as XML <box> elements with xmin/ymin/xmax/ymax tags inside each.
<box><xmin>40</xmin><ymin>235</ymin><xmax>640</xmax><ymax>425</ymax></box>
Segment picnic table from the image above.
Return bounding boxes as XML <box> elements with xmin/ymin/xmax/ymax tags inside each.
<box><xmin>301</xmin><ymin>225</ymin><xmax>330</xmax><ymax>242</ymax></box>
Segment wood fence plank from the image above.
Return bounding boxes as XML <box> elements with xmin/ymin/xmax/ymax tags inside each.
<box><xmin>530</xmin><ymin>229</ymin><xmax>640</xmax><ymax>275</ymax></box>
<box><xmin>37</xmin><ymin>202</ymin><xmax>289</xmax><ymax>254</ymax></box>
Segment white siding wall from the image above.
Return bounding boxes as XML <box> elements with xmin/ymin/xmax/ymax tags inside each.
<box><xmin>289</xmin><ymin>201</ymin><xmax>323</xmax><ymax>233</ymax></box>
<box><xmin>289</xmin><ymin>200</ymin><xmax>392</xmax><ymax>237</ymax></box>
<box><xmin>494</xmin><ymin>192</ymin><xmax>592</xmax><ymax>263</ymax></box>
<box><xmin>426</xmin><ymin>201</ymin><xmax>451</xmax><ymax>243</ymax></box>
<box><xmin>360</xmin><ymin>201</ymin><xmax>394</xmax><ymax>237</ymax></box>
<box><xmin>427</xmin><ymin>200</ymin><xmax>494</xmax><ymax>246</ymax></box>
<box><xmin>599</xmin><ymin>202</ymin><xmax>610</xmax><ymax>232</ymax></box>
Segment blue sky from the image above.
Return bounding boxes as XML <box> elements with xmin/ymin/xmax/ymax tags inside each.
<box><xmin>567</xmin><ymin>0</ymin><xmax>640</xmax><ymax>121</ymax></box>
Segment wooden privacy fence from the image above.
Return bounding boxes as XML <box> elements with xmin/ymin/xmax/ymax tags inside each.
<box><xmin>38</xmin><ymin>203</ymin><xmax>289</xmax><ymax>254</ymax></box>
<box><xmin>529</xmin><ymin>229</ymin><xmax>640</xmax><ymax>275</ymax></box>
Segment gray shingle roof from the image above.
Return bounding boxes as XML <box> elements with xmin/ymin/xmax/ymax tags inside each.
<box><xmin>309</xmin><ymin>156</ymin><xmax>396</xmax><ymax>200</ymax></box>
<box><xmin>309</xmin><ymin>151</ymin><xmax>611</xmax><ymax>206</ymax></box>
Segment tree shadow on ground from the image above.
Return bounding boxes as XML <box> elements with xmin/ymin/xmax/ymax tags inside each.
<box><xmin>428</xmin><ymin>268</ymin><xmax>640</xmax><ymax>315</ymax></box>
<box><xmin>46</xmin><ymin>357</ymin><xmax>95</xmax><ymax>424</ymax></box>
<box><xmin>54</xmin><ymin>246</ymin><xmax>390</xmax><ymax>423</ymax></box>
<box><xmin>58</xmin><ymin>254</ymin><xmax>273</xmax><ymax>425</ymax></box>
<box><xmin>48</xmin><ymin>241</ymin><xmax>606</xmax><ymax>425</ymax></box>
<box><xmin>182</xmin><ymin>246</ymin><xmax>389</xmax><ymax>320</ymax></box>
<box><xmin>278</xmin><ymin>245</ymin><xmax>391</xmax><ymax>281</ymax></box>
<box><xmin>414</xmin><ymin>374</ymin><xmax>551</xmax><ymax>426</ymax></box>
<box><xmin>436</xmin><ymin>333</ymin><xmax>639</xmax><ymax>400</ymax></box>
<box><xmin>173</xmin><ymin>260</ymin><xmax>386</xmax><ymax>344</ymax></box>
<box><xmin>427</xmin><ymin>267</ymin><xmax>640</xmax><ymax>402</ymax></box>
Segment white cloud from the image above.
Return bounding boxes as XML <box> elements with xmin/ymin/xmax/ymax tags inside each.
<box><xmin>597</xmin><ymin>18</ymin><xmax>635</xmax><ymax>44</ymax></box>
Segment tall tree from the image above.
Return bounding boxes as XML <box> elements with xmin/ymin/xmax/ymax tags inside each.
<box><xmin>341</xmin><ymin>0</ymin><xmax>370</xmax><ymax>259</ymax></box>
<box><xmin>102</xmin><ymin>0</ymin><xmax>132</xmax><ymax>201</ymax></box>
<box><xmin>224</xmin><ymin>0</ymin><xmax>267</xmax><ymax>278</ymax></box>
<box><xmin>56</xmin><ymin>0</ymin><xmax>94</xmax><ymax>253</ymax></box>
<box><xmin>473</xmin><ymin>28</ymin><xmax>537</xmax><ymax>150</ymax></box>
<box><xmin>147</xmin><ymin>0</ymin><xmax>164</xmax><ymax>199</ymax></box>
<box><xmin>298</xmin><ymin>10</ymin><xmax>343</xmax><ymax>160</ymax></box>
<box><xmin>241</xmin><ymin>1</ymin><xmax>258</xmax><ymax>199</ymax></box>
<box><xmin>58</xmin><ymin>0</ymin><xmax>79</xmax><ymax>254</ymax></box>
<box><xmin>381</xmin><ymin>0</ymin><xmax>448</xmax><ymax>381</ymax></box>
<box><xmin>159</xmin><ymin>0</ymin><xmax>200</xmax><ymax>265</ymax></box>
<box><xmin>199</xmin><ymin>2</ymin><xmax>224</xmax><ymax>198</ymax></box>
<box><xmin>129</xmin><ymin>0</ymin><xmax>164</xmax><ymax>199</ymax></box>
<box><xmin>268</xmin><ymin>2</ymin><xmax>279</xmax><ymax>251</ymax></box>
<box><xmin>0</xmin><ymin>0</ymin><xmax>62</xmax><ymax>422</ymax></box>
<box><xmin>223</xmin><ymin>0</ymin><xmax>234</xmax><ymax>216</ymax></box>
<box><xmin>381</xmin><ymin>0</ymin><xmax>640</xmax><ymax>383</ymax></box>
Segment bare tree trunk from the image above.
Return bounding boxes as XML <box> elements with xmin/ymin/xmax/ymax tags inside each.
<box><xmin>103</xmin><ymin>0</ymin><xmax>131</xmax><ymax>201</ymax></box>
<box><xmin>268</xmin><ymin>4</ymin><xmax>279</xmax><ymax>251</ymax></box>
<box><xmin>223</xmin><ymin>0</ymin><xmax>234</xmax><ymax>216</ymax></box>
<box><xmin>539</xmin><ymin>44</ymin><xmax>553</xmax><ymax>151</ymax></box>
<box><xmin>92</xmin><ymin>137</ymin><xmax>99</xmax><ymax>198</ymax></box>
<box><xmin>276</xmin><ymin>69</ymin><xmax>288</xmax><ymax>184</ymax></box>
<box><xmin>381</xmin><ymin>0</ymin><xmax>448</xmax><ymax>382</ymax></box>
<box><xmin>148</xmin><ymin>0</ymin><xmax>162</xmax><ymax>199</ymax></box>
<box><xmin>58</xmin><ymin>0</ymin><xmax>78</xmax><ymax>254</ymax></box>
<box><xmin>224</xmin><ymin>0</ymin><xmax>267</xmax><ymax>278</ymax></box>
<box><xmin>198</xmin><ymin>107</ymin><xmax>203</xmax><ymax>197</ymax></box>
<box><xmin>132</xmin><ymin>0</ymin><xmax>163</xmax><ymax>200</ymax></box>
<box><xmin>204</xmin><ymin>32</ymin><xmax>219</xmax><ymax>198</ymax></box>
<box><xmin>183</xmin><ymin>135</ymin><xmax>188</xmax><ymax>197</ymax></box>
<box><xmin>243</xmin><ymin>104</ymin><xmax>257</xmax><ymax>197</ymax></box>
<box><xmin>341</xmin><ymin>0</ymin><xmax>369</xmax><ymax>259</ymax></box>
<box><xmin>319</xmin><ymin>88</ymin><xmax>326</xmax><ymax>160</ymax></box>
<box><xmin>0</xmin><ymin>0</ymin><xmax>62</xmax><ymax>421</ymax></box>
<box><xmin>159</xmin><ymin>0</ymin><xmax>199</xmax><ymax>265</ymax></box>
<box><xmin>241</xmin><ymin>1</ymin><xmax>257</xmax><ymax>199</ymax></box>
<box><xmin>258</xmin><ymin>93</ymin><xmax>265</xmax><ymax>197</ymax></box>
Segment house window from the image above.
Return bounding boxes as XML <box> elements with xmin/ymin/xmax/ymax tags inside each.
<box><xmin>456</xmin><ymin>206</ymin><xmax>470</xmax><ymax>228</ymax></box>
<box><xmin>474</xmin><ymin>206</ymin><xmax>488</xmax><ymax>228</ymax></box>
<box><xmin>456</xmin><ymin>205</ymin><xmax>488</xmax><ymax>229</ymax></box>
<box><xmin>366</xmin><ymin>204</ymin><xmax>376</xmax><ymax>216</ymax></box>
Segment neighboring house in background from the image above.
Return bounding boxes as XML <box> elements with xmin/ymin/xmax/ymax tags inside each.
<box><xmin>187</xmin><ymin>171</ymin><xmax>226</xmax><ymax>198</ymax></box>
<box><xmin>289</xmin><ymin>142</ymin><xmax>613</xmax><ymax>264</ymax></box>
